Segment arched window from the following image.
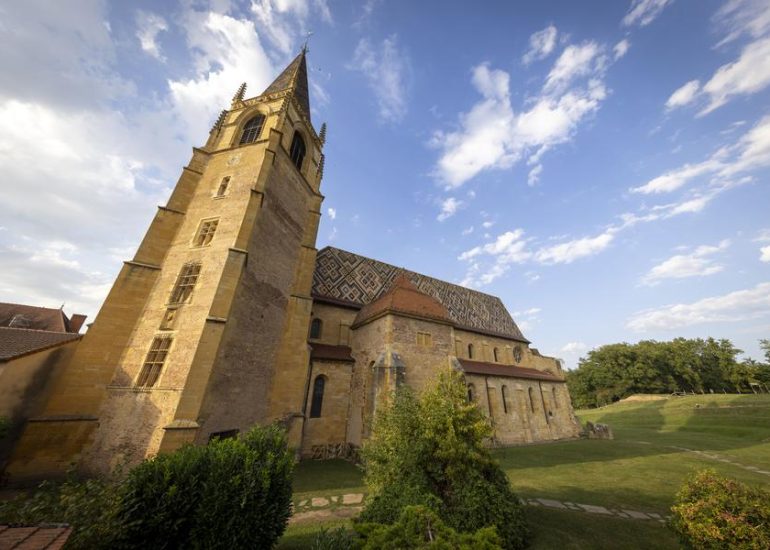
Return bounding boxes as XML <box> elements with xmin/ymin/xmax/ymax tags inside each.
<box><xmin>493</xmin><ymin>347</ymin><xmax>499</xmax><ymax>362</ymax></box>
<box><xmin>239</xmin><ymin>114</ymin><xmax>265</xmax><ymax>144</ymax></box>
<box><xmin>309</xmin><ymin>317</ymin><xmax>322</xmax><ymax>339</ymax></box>
<box><xmin>289</xmin><ymin>131</ymin><xmax>306</xmax><ymax>170</ymax></box>
<box><xmin>501</xmin><ymin>385</ymin><xmax>509</xmax><ymax>414</ymax></box>
<box><xmin>468</xmin><ymin>343</ymin><xmax>474</xmax><ymax>359</ymax></box>
<box><xmin>467</xmin><ymin>383</ymin><xmax>476</xmax><ymax>403</ymax></box>
<box><xmin>528</xmin><ymin>387</ymin><xmax>535</xmax><ymax>412</ymax></box>
<box><xmin>552</xmin><ymin>386</ymin><xmax>559</xmax><ymax>409</ymax></box>
<box><xmin>309</xmin><ymin>375</ymin><xmax>326</xmax><ymax>418</ymax></box>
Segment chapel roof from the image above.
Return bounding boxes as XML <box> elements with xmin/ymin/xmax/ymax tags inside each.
<box><xmin>353</xmin><ymin>275</ymin><xmax>452</xmax><ymax>327</ymax></box>
<box><xmin>457</xmin><ymin>358</ymin><xmax>563</xmax><ymax>382</ymax></box>
<box><xmin>0</xmin><ymin>327</ymin><xmax>81</xmax><ymax>362</ymax></box>
<box><xmin>312</xmin><ymin>247</ymin><xmax>528</xmax><ymax>342</ymax></box>
<box><xmin>261</xmin><ymin>49</ymin><xmax>311</xmax><ymax>122</ymax></box>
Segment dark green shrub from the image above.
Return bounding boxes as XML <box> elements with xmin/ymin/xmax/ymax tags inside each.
<box><xmin>0</xmin><ymin>476</ymin><xmax>123</xmax><ymax>549</ymax></box>
<box><xmin>358</xmin><ymin>369</ymin><xmax>528</xmax><ymax>549</ymax></box>
<box><xmin>670</xmin><ymin>469</ymin><xmax>770</xmax><ymax>549</ymax></box>
<box><xmin>118</xmin><ymin>424</ymin><xmax>293</xmax><ymax>549</ymax></box>
<box><xmin>357</xmin><ymin>505</ymin><xmax>502</xmax><ymax>549</ymax></box>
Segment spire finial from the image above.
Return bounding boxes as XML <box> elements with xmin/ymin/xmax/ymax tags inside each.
<box><xmin>302</xmin><ymin>31</ymin><xmax>313</xmax><ymax>54</ymax></box>
<box><xmin>319</xmin><ymin>122</ymin><xmax>327</xmax><ymax>146</ymax></box>
<box><xmin>232</xmin><ymin>82</ymin><xmax>247</xmax><ymax>104</ymax></box>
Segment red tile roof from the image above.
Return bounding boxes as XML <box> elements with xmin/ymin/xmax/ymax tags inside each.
<box><xmin>0</xmin><ymin>327</ymin><xmax>81</xmax><ymax>363</ymax></box>
<box><xmin>310</xmin><ymin>343</ymin><xmax>355</xmax><ymax>362</ymax></box>
<box><xmin>353</xmin><ymin>275</ymin><xmax>452</xmax><ymax>327</ymax></box>
<box><xmin>0</xmin><ymin>525</ymin><xmax>72</xmax><ymax>549</ymax></box>
<box><xmin>457</xmin><ymin>358</ymin><xmax>564</xmax><ymax>382</ymax></box>
<box><xmin>0</xmin><ymin>303</ymin><xmax>85</xmax><ymax>334</ymax></box>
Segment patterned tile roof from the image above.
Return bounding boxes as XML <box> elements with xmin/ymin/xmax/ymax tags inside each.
<box><xmin>0</xmin><ymin>327</ymin><xmax>81</xmax><ymax>362</ymax></box>
<box><xmin>313</xmin><ymin>247</ymin><xmax>528</xmax><ymax>342</ymax></box>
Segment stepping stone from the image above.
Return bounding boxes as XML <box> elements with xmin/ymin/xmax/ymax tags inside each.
<box><xmin>311</xmin><ymin>497</ymin><xmax>329</xmax><ymax>507</ymax></box>
<box><xmin>330</xmin><ymin>496</ymin><xmax>339</xmax><ymax>503</ymax></box>
<box><xmin>298</xmin><ymin>500</ymin><xmax>307</xmax><ymax>507</ymax></box>
<box><xmin>536</xmin><ymin>498</ymin><xmax>566</xmax><ymax>509</ymax></box>
<box><xmin>623</xmin><ymin>509</ymin><xmax>651</xmax><ymax>520</ymax></box>
<box><xmin>342</xmin><ymin>493</ymin><xmax>364</xmax><ymax>505</ymax></box>
<box><xmin>579</xmin><ymin>504</ymin><xmax>612</xmax><ymax>515</ymax></box>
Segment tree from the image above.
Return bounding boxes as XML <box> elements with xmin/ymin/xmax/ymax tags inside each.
<box><xmin>358</xmin><ymin>369</ymin><xmax>528</xmax><ymax>550</ymax></box>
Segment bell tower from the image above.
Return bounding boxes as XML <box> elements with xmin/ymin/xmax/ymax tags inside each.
<box><xmin>9</xmin><ymin>50</ymin><xmax>326</xmax><ymax>480</ymax></box>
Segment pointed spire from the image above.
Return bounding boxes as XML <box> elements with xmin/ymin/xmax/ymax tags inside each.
<box><xmin>211</xmin><ymin>109</ymin><xmax>227</xmax><ymax>133</ymax></box>
<box><xmin>232</xmin><ymin>82</ymin><xmax>247</xmax><ymax>104</ymax></box>
<box><xmin>319</xmin><ymin>122</ymin><xmax>327</xmax><ymax>146</ymax></box>
<box><xmin>261</xmin><ymin>50</ymin><xmax>311</xmax><ymax>122</ymax></box>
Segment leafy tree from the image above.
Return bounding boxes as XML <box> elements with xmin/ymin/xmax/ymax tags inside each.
<box><xmin>358</xmin><ymin>368</ymin><xmax>528</xmax><ymax>550</ymax></box>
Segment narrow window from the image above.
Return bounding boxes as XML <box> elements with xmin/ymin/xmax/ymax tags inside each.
<box><xmin>136</xmin><ymin>336</ymin><xmax>172</xmax><ymax>388</ymax></box>
<box><xmin>501</xmin><ymin>385</ymin><xmax>509</xmax><ymax>414</ymax></box>
<box><xmin>169</xmin><ymin>262</ymin><xmax>201</xmax><ymax>305</ymax></box>
<box><xmin>513</xmin><ymin>345</ymin><xmax>523</xmax><ymax>363</ymax></box>
<box><xmin>215</xmin><ymin>176</ymin><xmax>230</xmax><ymax>197</ymax></box>
<box><xmin>467</xmin><ymin>383</ymin><xmax>476</xmax><ymax>403</ymax></box>
<box><xmin>239</xmin><ymin>115</ymin><xmax>265</xmax><ymax>144</ymax></box>
<box><xmin>194</xmin><ymin>219</ymin><xmax>219</xmax><ymax>247</ymax></box>
<box><xmin>309</xmin><ymin>375</ymin><xmax>326</xmax><ymax>418</ymax></box>
<box><xmin>468</xmin><ymin>343</ymin><xmax>474</xmax><ymax>359</ymax></box>
<box><xmin>552</xmin><ymin>387</ymin><xmax>559</xmax><ymax>409</ymax></box>
<box><xmin>289</xmin><ymin>131</ymin><xmax>306</xmax><ymax>171</ymax></box>
<box><xmin>309</xmin><ymin>318</ymin><xmax>323</xmax><ymax>339</ymax></box>
<box><xmin>493</xmin><ymin>347</ymin><xmax>499</xmax><ymax>362</ymax></box>
<box><xmin>528</xmin><ymin>387</ymin><xmax>535</xmax><ymax>413</ymax></box>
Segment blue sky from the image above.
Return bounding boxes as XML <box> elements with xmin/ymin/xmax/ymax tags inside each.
<box><xmin>1</xmin><ymin>0</ymin><xmax>769</xmax><ymax>368</ymax></box>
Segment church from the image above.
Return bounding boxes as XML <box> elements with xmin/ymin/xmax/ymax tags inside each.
<box><xmin>8</xmin><ymin>51</ymin><xmax>580</xmax><ymax>481</ymax></box>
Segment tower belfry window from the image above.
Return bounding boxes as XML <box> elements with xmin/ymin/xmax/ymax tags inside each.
<box><xmin>169</xmin><ymin>262</ymin><xmax>201</xmax><ymax>305</ymax></box>
<box><xmin>136</xmin><ymin>336</ymin><xmax>172</xmax><ymax>388</ymax></box>
<box><xmin>239</xmin><ymin>114</ymin><xmax>265</xmax><ymax>144</ymax></box>
<box><xmin>289</xmin><ymin>131</ymin><xmax>306</xmax><ymax>170</ymax></box>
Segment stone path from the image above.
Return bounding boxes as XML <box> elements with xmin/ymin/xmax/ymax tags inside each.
<box><xmin>667</xmin><ymin>445</ymin><xmax>770</xmax><ymax>476</ymax></box>
<box><xmin>291</xmin><ymin>492</ymin><xmax>668</xmax><ymax>524</ymax></box>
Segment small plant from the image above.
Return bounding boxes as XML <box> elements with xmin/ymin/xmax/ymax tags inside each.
<box><xmin>670</xmin><ymin>469</ymin><xmax>770</xmax><ymax>549</ymax></box>
<box><xmin>358</xmin><ymin>368</ymin><xmax>528</xmax><ymax>550</ymax></box>
<box><xmin>310</xmin><ymin>526</ymin><xmax>356</xmax><ymax>549</ymax></box>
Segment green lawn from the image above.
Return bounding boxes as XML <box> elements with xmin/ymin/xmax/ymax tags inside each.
<box><xmin>285</xmin><ymin>394</ymin><xmax>770</xmax><ymax>548</ymax></box>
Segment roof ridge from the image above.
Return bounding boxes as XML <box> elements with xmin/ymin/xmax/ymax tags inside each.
<box><xmin>0</xmin><ymin>326</ymin><xmax>81</xmax><ymax>336</ymax></box>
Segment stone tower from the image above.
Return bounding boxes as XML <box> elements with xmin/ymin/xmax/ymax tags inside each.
<box><xmin>8</xmin><ymin>51</ymin><xmax>325</xmax><ymax>480</ymax></box>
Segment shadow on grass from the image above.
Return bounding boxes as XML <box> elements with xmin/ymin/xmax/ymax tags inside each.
<box><xmin>293</xmin><ymin>459</ymin><xmax>363</xmax><ymax>495</ymax></box>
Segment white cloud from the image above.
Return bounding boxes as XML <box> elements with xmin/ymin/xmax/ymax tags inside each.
<box><xmin>433</xmin><ymin>43</ymin><xmax>610</xmax><ymax>187</ymax></box>
<box><xmin>622</xmin><ymin>0</ymin><xmax>674</xmax><ymax>27</ymax></box>
<box><xmin>613</xmin><ymin>39</ymin><xmax>631</xmax><ymax>60</ymax></box>
<box><xmin>522</xmin><ymin>25</ymin><xmax>558</xmax><ymax>65</ymax></box>
<box><xmin>754</xmin><ymin>229</ymin><xmax>770</xmax><ymax>243</ymax></box>
<box><xmin>515</xmin><ymin>307</ymin><xmax>542</xmax><ymax>316</ymax></box>
<box><xmin>666</xmin><ymin>79</ymin><xmax>700</xmax><ymax>110</ymax></box>
<box><xmin>250</xmin><ymin>0</ymin><xmax>332</xmax><ymax>54</ymax></box>
<box><xmin>327</xmin><ymin>207</ymin><xmax>336</xmax><ymax>220</ymax></box>
<box><xmin>437</xmin><ymin>197</ymin><xmax>462</xmax><ymax>221</ymax></box>
<box><xmin>761</xmin><ymin>245</ymin><xmax>770</xmax><ymax>262</ymax></box>
<box><xmin>641</xmin><ymin>240</ymin><xmax>730</xmax><ymax>285</ymax></box>
<box><xmin>482</xmin><ymin>221</ymin><xmax>494</xmax><ymax>229</ymax></box>
<box><xmin>632</xmin><ymin>115</ymin><xmax>770</xmax><ymax>194</ymax></box>
<box><xmin>528</xmin><ymin>163</ymin><xmax>543</xmax><ymax>186</ymax></box>
<box><xmin>561</xmin><ymin>341</ymin><xmax>588</xmax><ymax>353</ymax></box>
<box><xmin>136</xmin><ymin>11</ymin><xmax>168</xmax><ymax>61</ymax></box>
<box><xmin>534</xmin><ymin>228</ymin><xmax>616</xmax><ymax>265</ymax></box>
<box><xmin>713</xmin><ymin>0</ymin><xmax>770</xmax><ymax>47</ymax></box>
<box><xmin>627</xmin><ymin>282</ymin><xmax>770</xmax><ymax>331</ymax></box>
<box><xmin>462</xmin><ymin>226</ymin><xmax>474</xmax><ymax>235</ymax></box>
<box><xmin>544</xmin><ymin>41</ymin><xmax>603</xmax><ymax>92</ymax></box>
<box><xmin>348</xmin><ymin>35</ymin><xmax>410</xmax><ymax>123</ymax></box>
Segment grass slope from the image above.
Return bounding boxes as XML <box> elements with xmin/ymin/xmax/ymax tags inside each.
<box><xmin>286</xmin><ymin>394</ymin><xmax>770</xmax><ymax>548</ymax></box>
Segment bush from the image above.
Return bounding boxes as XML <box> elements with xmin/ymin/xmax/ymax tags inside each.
<box><xmin>0</xmin><ymin>476</ymin><xmax>123</xmax><ymax>550</ymax></box>
<box><xmin>357</xmin><ymin>505</ymin><xmax>502</xmax><ymax>549</ymax></box>
<box><xmin>670</xmin><ymin>469</ymin><xmax>770</xmax><ymax>549</ymax></box>
<box><xmin>310</xmin><ymin>526</ymin><xmax>356</xmax><ymax>549</ymax></box>
<box><xmin>358</xmin><ymin>369</ymin><xmax>528</xmax><ymax>549</ymax></box>
<box><xmin>118</xmin><ymin>424</ymin><xmax>294</xmax><ymax>549</ymax></box>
